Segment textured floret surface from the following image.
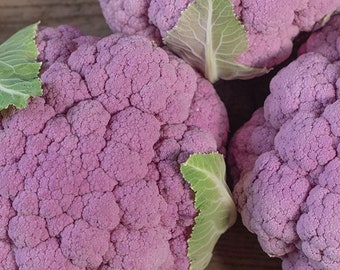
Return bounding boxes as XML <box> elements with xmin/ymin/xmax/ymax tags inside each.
<box><xmin>0</xmin><ymin>25</ymin><xmax>229</xmax><ymax>270</ymax></box>
<box><xmin>228</xmin><ymin>16</ymin><xmax>340</xmax><ymax>270</ymax></box>
<box><xmin>99</xmin><ymin>0</ymin><xmax>340</xmax><ymax>68</ymax></box>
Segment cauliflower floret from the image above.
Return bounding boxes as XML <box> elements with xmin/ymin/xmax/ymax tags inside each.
<box><xmin>98</xmin><ymin>0</ymin><xmax>340</xmax><ymax>68</ymax></box>
<box><xmin>0</xmin><ymin>25</ymin><xmax>229</xmax><ymax>270</ymax></box>
<box><xmin>228</xmin><ymin>15</ymin><xmax>340</xmax><ymax>269</ymax></box>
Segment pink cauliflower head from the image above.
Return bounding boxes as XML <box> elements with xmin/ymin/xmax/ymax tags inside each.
<box><xmin>0</xmin><ymin>25</ymin><xmax>229</xmax><ymax>270</ymax></box>
<box><xmin>98</xmin><ymin>0</ymin><xmax>340</xmax><ymax>68</ymax></box>
<box><xmin>228</xmin><ymin>15</ymin><xmax>340</xmax><ymax>270</ymax></box>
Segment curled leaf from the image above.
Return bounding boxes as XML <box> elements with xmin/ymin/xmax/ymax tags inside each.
<box><xmin>180</xmin><ymin>152</ymin><xmax>237</xmax><ymax>270</ymax></box>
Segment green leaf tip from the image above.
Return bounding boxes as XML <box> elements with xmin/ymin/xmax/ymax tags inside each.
<box><xmin>0</xmin><ymin>22</ymin><xmax>43</xmax><ymax>111</ymax></box>
<box><xmin>180</xmin><ymin>152</ymin><xmax>237</xmax><ymax>270</ymax></box>
<box><xmin>164</xmin><ymin>0</ymin><xmax>269</xmax><ymax>82</ymax></box>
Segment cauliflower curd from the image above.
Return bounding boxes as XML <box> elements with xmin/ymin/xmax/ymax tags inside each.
<box><xmin>228</xmin><ymin>16</ymin><xmax>340</xmax><ymax>270</ymax></box>
<box><xmin>0</xmin><ymin>25</ymin><xmax>228</xmax><ymax>270</ymax></box>
<box><xmin>99</xmin><ymin>0</ymin><xmax>340</xmax><ymax>68</ymax></box>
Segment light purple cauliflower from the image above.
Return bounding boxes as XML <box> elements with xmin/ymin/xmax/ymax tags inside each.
<box><xmin>228</xmin><ymin>16</ymin><xmax>340</xmax><ymax>269</ymax></box>
<box><xmin>98</xmin><ymin>0</ymin><xmax>340</xmax><ymax>68</ymax></box>
<box><xmin>0</xmin><ymin>25</ymin><xmax>228</xmax><ymax>270</ymax></box>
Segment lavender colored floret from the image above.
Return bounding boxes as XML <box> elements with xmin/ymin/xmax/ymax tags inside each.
<box><xmin>228</xmin><ymin>16</ymin><xmax>340</xmax><ymax>270</ymax></box>
<box><xmin>98</xmin><ymin>0</ymin><xmax>340</xmax><ymax>68</ymax></box>
<box><xmin>0</xmin><ymin>25</ymin><xmax>228</xmax><ymax>270</ymax></box>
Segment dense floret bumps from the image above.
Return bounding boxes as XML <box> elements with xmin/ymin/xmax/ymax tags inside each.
<box><xmin>99</xmin><ymin>0</ymin><xmax>340</xmax><ymax>68</ymax></box>
<box><xmin>228</xmin><ymin>16</ymin><xmax>340</xmax><ymax>269</ymax></box>
<box><xmin>0</xmin><ymin>25</ymin><xmax>228</xmax><ymax>270</ymax></box>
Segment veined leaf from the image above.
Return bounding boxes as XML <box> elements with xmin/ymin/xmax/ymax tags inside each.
<box><xmin>164</xmin><ymin>0</ymin><xmax>268</xmax><ymax>82</ymax></box>
<box><xmin>180</xmin><ymin>152</ymin><xmax>237</xmax><ymax>270</ymax></box>
<box><xmin>0</xmin><ymin>22</ymin><xmax>43</xmax><ymax>110</ymax></box>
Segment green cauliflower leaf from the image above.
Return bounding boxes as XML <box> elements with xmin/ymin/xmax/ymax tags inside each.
<box><xmin>180</xmin><ymin>152</ymin><xmax>237</xmax><ymax>270</ymax></box>
<box><xmin>0</xmin><ymin>22</ymin><xmax>42</xmax><ymax>111</ymax></box>
<box><xmin>164</xmin><ymin>0</ymin><xmax>268</xmax><ymax>83</ymax></box>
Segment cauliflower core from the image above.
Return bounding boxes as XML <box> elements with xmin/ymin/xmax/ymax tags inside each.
<box><xmin>228</xmin><ymin>16</ymin><xmax>340</xmax><ymax>270</ymax></box>
<box><xmin>98</xmin><ymin>0</ymin><xmax>340</xmax><ymax>68</ymax></box>
<box><xmin>0</xmin><ymin>25</ymin><xmax>228</xmax><ymax>270</ymax></box>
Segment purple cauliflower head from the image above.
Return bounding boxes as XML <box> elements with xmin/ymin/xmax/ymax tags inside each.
<box><xmin>228</xmin><ymin>15</ymin><xmax>340</xmax><ymax>270</ymax></box>
<box><xmin>0</xmin><ymin>25</ymin><xmax>228</xmax><ymax>270</ymax></box>
<box><xmin>98</xmin><ymin>0</ymin><xmax>340</xmax><ymax>69</ymax></box>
